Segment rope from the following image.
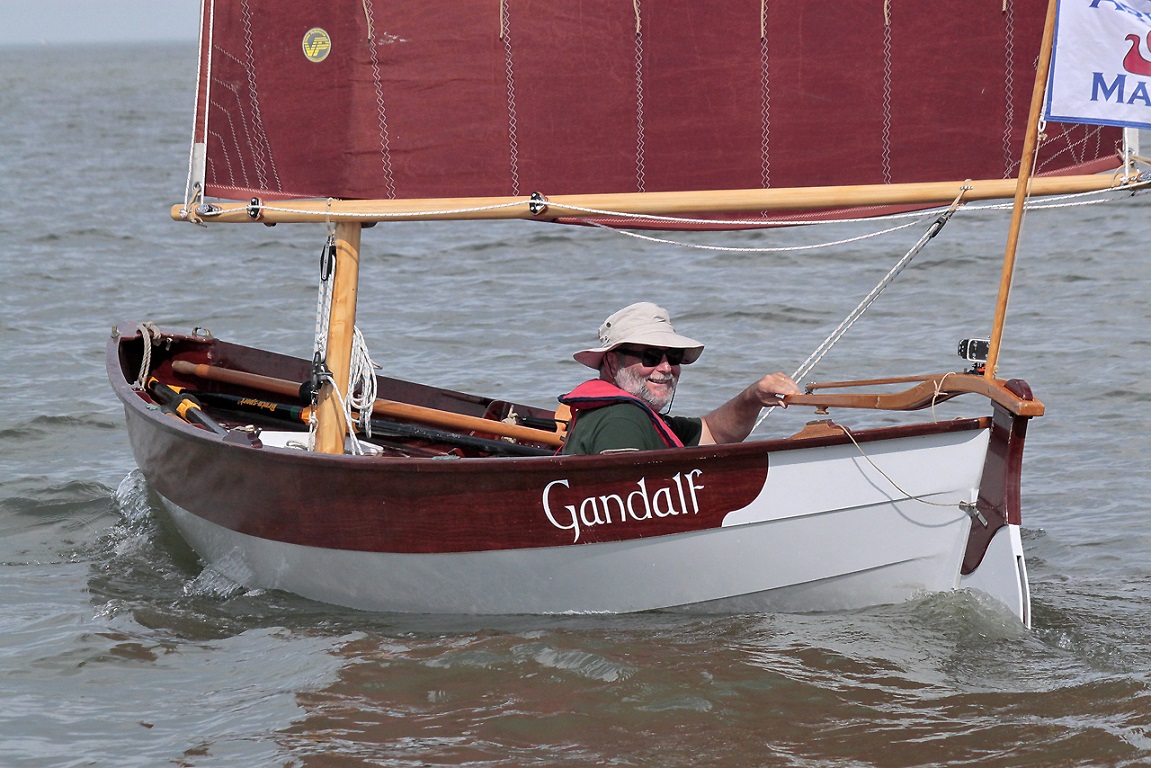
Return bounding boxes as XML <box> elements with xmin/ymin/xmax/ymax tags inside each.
<box><xmin>309</xmin><ymin>365</ymin><xmax>374</xmax><ymax>456</ymax></box>
<box><xmin>132</xmin><ymin>322</ymin><xmax>163</xmax><ymax>390</ymax></box>
<box><xmin>312</xmin><ymin>234</ymin><xmax>335</xmax><ymax>366</ymax></box>
<box><xmin>751</xmin><ymin>186</ymin><xmax>969</xmax><ymax>432</ymax></box>
<box><xmin>308</xmin><ymin>234</ymin><xmax>335</xmax><ymax>451</ymax></box>
<box><xmin>345</xmin><ymin>326</ymin><xmax>379</xmax><ymax>439</ymax></box>
<box><xmin>833</xmin><ymin>422</ymin><xmax>966</xmax><ymax>510</ymax></box>
<box><xmin>580</xmin><ymin>212</ymin><xmax>932</xmax><ymax>253</ymax></box>
<box><xmin>308</xmin><ymin>231</ymin><xmax>380</xmax><ymax>452</ymax></box>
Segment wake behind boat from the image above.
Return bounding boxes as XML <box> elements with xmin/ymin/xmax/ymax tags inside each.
<box><xmin>108</xmin><ymin>0</ymin><xmax>1151</xmax><ymax>624</ymax></box>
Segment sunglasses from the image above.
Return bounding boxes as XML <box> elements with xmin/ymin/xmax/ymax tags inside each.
<box><xmin>615</xmin><ymin>346</ymin><xmax>687</xmax><ymax>367</ymax></box>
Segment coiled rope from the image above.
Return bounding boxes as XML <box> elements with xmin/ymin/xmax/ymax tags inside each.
<box><xmin>132</xmin><ymin>321</ymin><xmax>163</xmax><ymax>390</ymax></box>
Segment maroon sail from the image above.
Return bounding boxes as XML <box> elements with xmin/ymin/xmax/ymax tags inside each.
<box><xmin>191</xmin><ymin>1</ymin><xmax>1121</xmax><ymax>214</ymax></box>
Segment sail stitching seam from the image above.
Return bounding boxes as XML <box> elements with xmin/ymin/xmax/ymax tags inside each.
<box><xmin>362</xmin><ymin>0</ymin><xmax>397</xmax><ymax>199</ymax></box>
<box><xmin>1003</xmin><ymin>0</ymin><xmax>1017</xmax><ymax>177</ymax></box>
<box><xmin>213</xmin><ymin>55</ymin><xmax>253</xmax><ymax>190</ymax></box>
<box><xmin>502</xmin><ymin>0</ymin><xmax>521</xmax><ymax>196</ymax></box>
<box><xmin>240</xmin><ymin>0</ymin><xmax>281</xmax><ymax>192</ymax></box>
<box><xmin>760</xmin><ymin>3</ymin><xmax>771</xmax><ymax>190</ymax></box>
<box><xmin>634</xmin><ymin>1</ymin><xmax>647</xmax><ymax>193</ymax></box>
<box><xmin>207</xmin><ymin>127</ymin><xmax>237</xmax><ymax>188</ymax></box>
<box><xmin>881</xmin><ymin>11</ymin><xmax>893</xmax><ymax>184</ymax></box>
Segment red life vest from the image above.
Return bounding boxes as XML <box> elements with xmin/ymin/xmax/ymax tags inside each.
<box><xmin>558</xmin><ymin>379</ymin><xmax>685</xmax><ymax>449</ymax></box>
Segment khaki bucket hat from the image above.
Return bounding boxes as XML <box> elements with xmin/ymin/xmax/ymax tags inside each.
<box><xmin>574</xmin><ymin>302</ymin><xmax>704</xmax><ymax>369</ymax></box>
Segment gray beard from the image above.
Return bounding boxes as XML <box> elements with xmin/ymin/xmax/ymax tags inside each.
<box><xmin>615</xmin><ymin>366</ymin><xmax>676</xmax><ymax>412</ymax></box>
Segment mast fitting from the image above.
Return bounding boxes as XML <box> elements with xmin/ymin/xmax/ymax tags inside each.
<box><xmin>529</xmin><ymin>192</ymin><xmax>548</xmax><ymax>216</ymax></box>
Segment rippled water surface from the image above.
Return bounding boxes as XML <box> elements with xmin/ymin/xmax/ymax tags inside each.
<box><xmin>2</xmin><ymin>43</ymin><xmax>1150</xmax><ymax>767</ymax></box>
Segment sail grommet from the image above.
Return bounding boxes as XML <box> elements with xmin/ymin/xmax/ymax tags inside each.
<box><xmin>247</xmin><ymin>197</ymin><xmax>263</xmax><ymax>221</ymax></box>
<box><xmin>529</xmin><ymin>192</ymin><xmax>548</xmax><ymax>216</ymax></box>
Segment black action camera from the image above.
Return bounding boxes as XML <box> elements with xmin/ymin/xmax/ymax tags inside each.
<box><xmin>957</xmin><ymin>338</ymin><xmax>990</xmax><ymax>364</ymax></box>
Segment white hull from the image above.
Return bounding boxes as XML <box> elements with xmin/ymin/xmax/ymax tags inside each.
<box><xmin>160</xmin><ymin>426</ymin><xmax>1031</xmax><ymax>623</ymax></box>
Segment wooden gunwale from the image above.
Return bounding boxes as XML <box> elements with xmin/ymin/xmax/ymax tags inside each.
<box><xmin>111</xmin><ymin>328</ymin><xmax>999</xmax><ymax>464</ymax></box>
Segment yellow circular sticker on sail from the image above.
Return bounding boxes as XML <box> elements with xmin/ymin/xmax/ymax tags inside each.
<box><xmin>302</xmin><ymin>28</ymin><xmax>331</xmax><ymax>63</ymax></box>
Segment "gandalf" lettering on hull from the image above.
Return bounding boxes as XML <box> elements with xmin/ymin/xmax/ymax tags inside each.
<box><xmin>541</xmin><ymin>470</ymin><xmax>705</xmax><ymax>543</ymax></box>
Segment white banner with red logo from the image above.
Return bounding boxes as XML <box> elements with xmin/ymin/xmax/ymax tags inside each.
<box><xmin>1048</xmin><ymin>0</ymin><xmax>1151</xmax><ymax>130</ymax></box>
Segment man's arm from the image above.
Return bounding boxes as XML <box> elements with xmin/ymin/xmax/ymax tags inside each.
<box><xmin>698</xmin><ymin>372</ymin><xmax>802</xmax><ymax>445</ymax></box>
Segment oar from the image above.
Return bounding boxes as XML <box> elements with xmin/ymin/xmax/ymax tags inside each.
<box><xmin>147</xmin><ymin>378</ymin><xmax>230</xmax><ymax>436</ymax></box>
<box><xmin>191</xmin><ymin>390</ymin><xmax>552</xmax><ymax>457</ymax></box>
<box><xmin>170</xmin><ymin>360</ymin><xmax>565</xmax><ymax>447</ymax></box>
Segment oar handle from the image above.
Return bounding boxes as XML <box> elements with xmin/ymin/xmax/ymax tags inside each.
<box><xmin>170</xmin><ymin>360</ymin><xmax>564</xmax><ymax>447</ymax></box>
<box><xmin>147</xmin><ymin>378</ymin><xmax>230</xmax><ymax>436</ymax></box>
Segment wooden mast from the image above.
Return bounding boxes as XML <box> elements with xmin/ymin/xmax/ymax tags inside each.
<box><xmin>984</xmin><ymin>0</ymin><xmax>1059</xmax><ymax>380</ymax></box>
<box><xmin>315</xmin><ymin>222</ymin><xmax>362</xmax><ymax>454</ymax></box>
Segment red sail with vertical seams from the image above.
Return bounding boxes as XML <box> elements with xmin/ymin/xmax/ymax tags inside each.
<box><xmin>192</xmin><ymin>0</ymin><xmax>1123</xmax><ymax>220</ymax></box>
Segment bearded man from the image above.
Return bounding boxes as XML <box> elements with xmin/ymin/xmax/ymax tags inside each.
<box><xmin>559</xmin><ymin>302</ymin><xmax>801</xmax><ymax>455</ymax></box>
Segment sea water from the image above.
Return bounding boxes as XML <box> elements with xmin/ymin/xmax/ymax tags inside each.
<box><xmin>1</xmin><ymin>43</ymin><xmax>1150</xmax><ymax>767</ymax></box>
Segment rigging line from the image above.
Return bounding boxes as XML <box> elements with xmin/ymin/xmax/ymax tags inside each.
<box><xmin>833</xmin><ymin>423</ymin><xmax>963</xmax><ymax>509</ymax></box>
<box><xmin>578</xmin><ymin>215</ymin><xmax>932</xmax><ymax>254</ymax></box>
<box><xmin>310</xmin><ymin>368</ymin><xmax>373</xmax><ymax>455</ymax></box>
<box><xmin>254</xmin><ymin>200</ymin><xmax>530</xmax><ymax>218</ymax></box>
<box><xmin>541</xmin><ymin>200</ymin><xmax>942</xmax><ymax>227</ymax></box>
<box><xmin>752</xmin><ymin>187</ymin><xmax>969</xmax><ymax>433</ymax></box>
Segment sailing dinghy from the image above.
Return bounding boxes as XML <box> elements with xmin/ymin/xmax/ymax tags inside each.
<box><xmin>109</xmin><ymin>0</ymin><xmax>1150</xmax><ymax>624</ymax></box>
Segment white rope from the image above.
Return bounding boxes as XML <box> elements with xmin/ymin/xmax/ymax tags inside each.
<box><xmin>345</xmin><ymin>326</ymin><xmax>379</xmax><ymax>439</ymax></box>
<box><xmin>132</xmin><ymin>322</ymin><xmax>163</xmax><ymax>390</ymax></box>
<box><xmin>309</xmin><ymin>366</ymin><xmax>374</xmax><ymax>456</ymax></box>
<box><xmin>834</xmin><ymin>422</ymin><xmax>965</xmax><ymax>509</ymax></box>
<box><xmin>308</xmin><ymin>234</ymin><xmax>335</xmax><ymax>451</ymax></box>
<box><xmin>308</xmin><ymin>232</ymin><xmax>379</xmax><ymax>453</ymax></box>
<box><xmin>580</xmin><ymin>213</ymin><xmax>932</xmax><ymax>253</ymax></box>
<box><xmin>312</xmin><ymin>237</ymin><xmax>335</xmax><ymax>364</ymax></box>
<box><xmin>751</xmin><ymin>193</ymin><xmax>966</xmax><ymax>432</ymax></box>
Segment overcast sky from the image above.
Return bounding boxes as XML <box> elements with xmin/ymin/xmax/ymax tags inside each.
<box><xmin>0</xmin><ymin>1</ymin><xmax>200</xmax><ymax>45</ymax></box>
